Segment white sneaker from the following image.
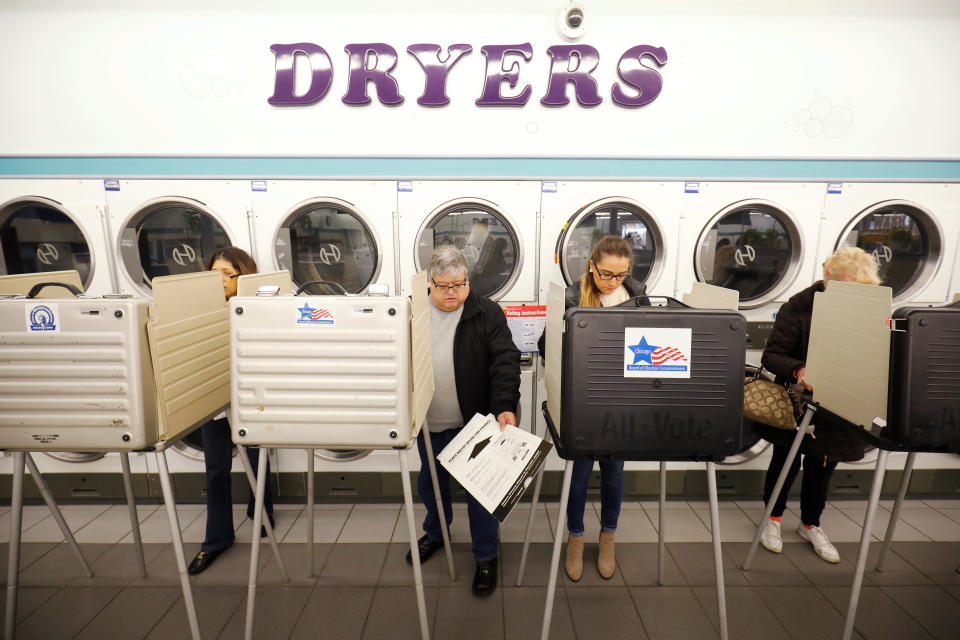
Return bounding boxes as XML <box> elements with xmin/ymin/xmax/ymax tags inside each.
<box><xmin>797</xmin><ymin>525</ymin><xmax>840</xmax><ymax>563</ymax></box>
<box><xmin>759</xmin><ymin>518</ymin><xmax>783</xmax><ymax>554</ymax></box>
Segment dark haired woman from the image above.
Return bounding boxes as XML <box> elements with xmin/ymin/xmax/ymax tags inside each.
<box><xmin>188</xmin><ymin>247</ymin><xmax>274</xmax><ymax>575</ymax></box>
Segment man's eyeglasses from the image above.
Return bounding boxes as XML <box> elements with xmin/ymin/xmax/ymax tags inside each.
<box><xmin>595</xmin><ymin>271</ymin><xmax>629</xmax><ymax>281</ymax></box>
<box><xmin>432</xmin><ymin>280</ymin><xmax>468</xmax><ymax>292</ymax></box>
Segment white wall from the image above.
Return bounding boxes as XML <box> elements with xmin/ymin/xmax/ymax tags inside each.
<box><xmin>1</xmin><ymin>0</ymin><xmax>959</xmax><ymax>158</ymax></box>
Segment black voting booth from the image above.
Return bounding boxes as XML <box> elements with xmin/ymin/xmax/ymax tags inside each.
<box><xmin>523</xmin><ymin>296</ymin><xmax>745</xmax><ymax>640</ymax></box>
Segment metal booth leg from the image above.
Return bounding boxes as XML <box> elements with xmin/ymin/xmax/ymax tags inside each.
<box><xmin>4</xmin><ymin>452</ymin><xmax>26</xmax><ymax>640</ymax></box>
<box><xmin>244</xmin><ymin>449</ymin><xmax>270</xmax><ymax>640</ymax></box>
<box><xmin>400</xmin><ymin>450</ymin><xmax>431</xmax><ymax>640</ymax></box>
<box><xmin>421</xmin><ymin>425</ymin><xmax>456</xmax><ymax>581</ymax></box>
<box><xmin>120</xmin><ymin>451</ymin><xmax>148</xmax><ymax>578</ymax></box>
<box><xmin>706</xmin><ymin>461</ymin><xmax>729</xmax><ymax>640</ymax></box>
<box><xmin>842</xmin><ymin>449</ymin><xmax>890</xmax><ymax>640</ymax></box>
<box><xmin>743</xmin><ymin>403</ymin><xmax>817</xmax><ymax>571</ymax></box>
<box><xmin>306</xmin><ymin>448</ymin><xmax>315</xmax><ymax>578</ymax></box>
<box><xmin>237</xmin><ymin>446</ymin><xmax>288</xmax><ymax>583</ymax></box>
<box><xmin>155</xmin><ymin>450</ymin><xmax>202</xmax><ymax>640</ymax></box>
<box><xmin>517</xmin><ymin>427</ymin><xmax>552</xmax><ymax>586</ymax></box>
<box><xmin>24</xmin><ymin>453</ymin><xmax>93</xmax><ymax>578</ymax></box>
<box><xmin>540</xmin><ymin>460</ymin><xmax>574</xmax><ymax>640</ymax></box>
<box><xmin>876</xmin><ymin>451</ymin><xmax>917</xmax><ymax>572</ymax></box>
<box><xmin>658</xmin><ymin>461</ymin><xmax>667</xmax><ymax>586</ymax></box>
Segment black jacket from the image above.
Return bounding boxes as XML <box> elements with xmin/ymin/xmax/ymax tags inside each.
<box><xmin>537</xmin><ymin>276</ymin><xmax>648</xmax><ymax>356</ymax></box>
<box><xmin>450</xmin><ymin>290</ymin><xmax>521</xmax><ymax>422</ymax></box>
<box><xmin>761</xmin><ymin>281</ymin><xmax>825</xmax><ymax>385</ymax></box>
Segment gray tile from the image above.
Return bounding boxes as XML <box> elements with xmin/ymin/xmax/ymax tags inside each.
<box><xmin>667</xmin><ymin>543</ymin><xmax>748</xmax><ymax>587</ymax></box>
<box><xmin>565</xmin><ymin>586</ymin><xmax>648</xmax><ymax>639</ymax></box>
<box><xmin>73</xmin><ymin>586</ymin><xmax>181</xmax><ymax>640</ymax></box>
<box><xmin>754</xmin><ymin>586</ymin><xmax>862</xmax><ymax>640</ymax></box>
<box><xmin>339</xmin><ymin>506</ymin><xmax>399</xmax><ymax>543</ymax></box>
<box><xmin>69</xmin><ymin>542</ymin><xmax>168</xmax><ymax>587</ymax></box>
<box><xmin>500</xmin><ymin>542</ymin><xmax>557</xmax><ymax>588</ymax></box>
<box><xmin>617</xmin><ymin>542</ymin><xmax>686</xmax><ymax>587</ymax></box>
<box><xmin>692</xmin><ymin>585</ymin><xmax>789</xmax><ymax>640</ymax></box>
<box><xmin>645</xmin><ymin>506</ymin><xmax>713</xmax><ymax>542</ymax></box>
<box><xmin>217</xmin><ymin>586</ymin><xmax>312</xmax><ymax>640</ymax></box>
<box><xmin>378</xmin><ymin>542</ymin><xmax>442</xmax><ymax>587</ymax></box>
<box><xmin>630</xmin><ymin>586</ymin><xmax>719</xmax><ymax>639</ymax></box>
<box><xmin>781</xmin><ymin>541</ymin><xmax>859</xmax><ymax>586</ymax></box>
<box><xmin>436</xmin><ymin>543</ymin><xmax>487</xmax><ymax>587</ymax></box>
<box><xmin>256</xmin><ymin>542</ymin><xmax>321</xmax><ymax>586</ymax></box>
<box><xmin>129</xmin><ymin>544</ymin><xmax>186</xmax><ymax>587</ymax></box>
<box><xmin>835</xmin><ymin>503</ymin><xmax>930</xmax><ymax>542</ymax></box>
<box><xmin>819</xmin><ymin>585</ymin><xmax>934</xmax><ymax>640</ymax></box>
<box><xmin>693</xmin><ymin>507</ymin><xmax>760</xmax><ymax>543</ymax></box>
<box><xmin>0</xmin><ymin>586</ymin><xmax>59</xmax><ymax>625</ymax></box>
<box><xmin>20</xmin><ymin>505</ymin><xmax>110</xmax><ymax>543</ymax></box>
<box><xmin>145</xmin><ymin>586</ymin><xmax>245</xmax><ymax>640</ymax></box>
<box><xmin>315</xmin><ymin>543</ymin><xmax>389</xmax><ymax>587</ymax></box>
<box><xmin>0</xmin><ymin>542</ymin><xmax>58</xmax><ymax>585</ymax></box>
<box><xmin>879</xmin><ymin>586</ymin><xmax>960</xmax><ymax>640</ymax></box>
<box><xmin>284</xmin><ymin>507</ymin><xmax>350</xmax><ymax>543</ymax></box>
<box><xmin>434</xmin><ymin>584</ymin><xmax>504</xmax><ymax>640</ymax></box>
<box><xmin>19</xmin><ymin>542</ymin><xmax>112</xmax><ymax>587</ymax></box>
<box><xmin>723</xmin><ymin>542</ymin><xmax>810</xmax><ymax>586</ymax></box>
<box><xmin>503</xmin><ymin>586</ymin><xmax>574</xmax><ymax>640</ymax></box>
<box><xmin>499</xmin><ymin>504</ymin><xmax>554</xmax><ymax>543</ymax></box>
<box><xmin>895</xmin><ymin>509</ymin><xmax>960</xmax><ymax>541</ymax></box>
<box><xmin>613</xmin><ymin>508</ymin><xmax>659</xmax><ymax>543</ymax></box>
<box><xmin>15</xmin><ymin>586</ymin><xmax>121</xmax><ymax>639</ymax></box>
<box><xmin>884</xmin><ymin>542</ymin><xmax>960</xmax><ymax>586</ymax></box>
<box><xmin>831</xmin><ymin>543</ymin><xmax>933</xmax><ymax>587</ymax></box>
<box><xmin>290</xmin><ymin>586</ymin><xmax>375</xmax><ymax>640</ymax></box>
<box><xmin>361</xmin><ymin>586</ymin><xmax>439</xmax><ymax>640</ymax></box>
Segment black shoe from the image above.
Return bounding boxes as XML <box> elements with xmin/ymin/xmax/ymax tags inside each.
<box><xmin>188</xmin><ymin>548</ymin><xmax>223</xmax><ymax>575</ymax></box>
<box><xmin>472</xmin><ymin>558</ymin><xmax>498</xmax><ymax>597</ymax></box>
<box><xmin>406</xmin><ymin>534</ymin><xmax>444</xmax><ymax>564</ymax></box>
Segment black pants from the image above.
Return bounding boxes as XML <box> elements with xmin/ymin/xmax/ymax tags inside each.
<box><xmin>762</xmin><ymin>442</ymin><xmax>837</xmax><ymax>527</ymax></box>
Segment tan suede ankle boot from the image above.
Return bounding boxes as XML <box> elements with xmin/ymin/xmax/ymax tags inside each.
<box><xmin>598</xmin><ymin>531</ymin><xmax>616</xmax><ymax>579</ymax></box>
<box><xmin>565</xmin><ymin>534</ymin><xmax>584</xmax><ymax>581</ymax></box>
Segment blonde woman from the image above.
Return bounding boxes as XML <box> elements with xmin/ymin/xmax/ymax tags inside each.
<box><xmin>757</xmin><ymin>246</ymin><xmax>881</xmax><ymax>563</ymax></box>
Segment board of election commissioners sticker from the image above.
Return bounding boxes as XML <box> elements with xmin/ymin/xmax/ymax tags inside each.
<box><xmin>438</xmin><ymin>413</ymin><xmax>553</xmax><ymax>523</ymax></box>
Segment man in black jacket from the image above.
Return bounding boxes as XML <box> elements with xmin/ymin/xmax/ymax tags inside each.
<box><xmin>407</xmin><ymin>246</ymin><xmax>521</xmax><ymax>597</ymax></box>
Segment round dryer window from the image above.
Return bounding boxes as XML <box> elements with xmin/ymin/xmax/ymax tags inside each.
<box><xmin>836</xmin><ymin>201</ymin><xmax>941</xmax><ymax>300</ymax></box>
<box><xmin>695</xmin><ymin>201</ymin><xmax>802</xmax><ymax>308</ymax></box>
<box><xmin>119</xmin><ymin>202</ymin><xmax>231</xmax><ymax>294</ymax></box>
<box><xmin>0</xmin><ymin>200</ymin><xmax>93</xmax><ymax>289</ymax></box>
<box><xmin>558</xmin><ymin>200</ymin><xmax>664</xmax><ymax>287</ymax></box>
<box><xmin>415</xmin><ymin>202</ymin><xmax>521</xmax><ymax>300</ymax></box>
<box><xmin>275</xmin><ymin>202</ymin><xmax>381</xmax><ymax>293</ymax></box>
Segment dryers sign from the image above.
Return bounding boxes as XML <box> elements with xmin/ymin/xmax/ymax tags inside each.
<box><xmin>26</xmin><ymin>303</ymin><xmax>59</xmax><ymax>334</ymax></box>
<box><xmin>268</xmin><ymin>43</ymin><xmax>667</xmax><ymax>108</ymax></box>
<box><xmin>623</xmin><ymin>327</ymin><xmax>690</xmax><ymax>378</ymax></box>
<box><xmin>296</xmin><ymin>302</ymin><xmax>336</xmax><ymax>326</ymax></box>
<box><xmin>171</xmin><ymin>244</ymin><xmax>197</xmax><ymax>267</ymax></box>
<box><xmin>35</xmin><ymin>243</ymin><xmax>60</xmax><ymax>265</ymax></box>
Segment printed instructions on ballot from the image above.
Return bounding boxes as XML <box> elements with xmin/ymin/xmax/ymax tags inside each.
<box><xmin>438</xmin><ymin>413</ymin><xmax>553</xmax><ymax>523</ymax></box>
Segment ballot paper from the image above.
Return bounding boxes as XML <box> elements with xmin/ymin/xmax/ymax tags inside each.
<box><xmin>437</xmin><ymin>413</ymin><xmax>553</xmax><ymax>523</ymax></box>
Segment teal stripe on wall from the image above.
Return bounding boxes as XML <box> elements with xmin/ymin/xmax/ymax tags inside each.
<box><xmin>0</xmin><ymin>157</ymin><xmax>958</xmax><ymax>181</ymax></box>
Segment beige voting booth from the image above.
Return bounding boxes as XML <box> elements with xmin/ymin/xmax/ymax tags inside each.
<box><xmin>228</xmin><ymin>271</ymin><xmax>440</xmax><ymax>640</ymax></box>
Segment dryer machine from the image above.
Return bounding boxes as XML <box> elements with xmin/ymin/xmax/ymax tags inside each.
<box><xmin>817</xmin><ymin>183</ymin><xmax>959</xmax><ymax>305</ymax></box>
<box><xmin>253</xmin><ymin>180</ymin><xmax>401</xmax><ymax>473</ymax></box>
<box><xmin>107</xmin><ymin>180</ymin><xmax>252</xmax><ymax>480</ymax></box>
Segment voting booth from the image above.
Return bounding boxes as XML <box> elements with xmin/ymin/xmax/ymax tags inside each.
<box><xmin>0</xmin><ymin>269</ymin><xmax>243</xmax><ymax>640</ymax></box>
<box><xmin>520</xmin><ymin>283</ymin><xmax>746</xmax><ymax>640</ymax></box>
<box><xmin>228</xmin><ymin>272</ymin><xmax>439</xmax><ymax>640</ymax></box>
<box><xmin>739</xmin><ymin>283</ymin><xmax>960</xmax><ymax>640</ymax></box>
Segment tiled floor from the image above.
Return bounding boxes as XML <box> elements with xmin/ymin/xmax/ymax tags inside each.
<box><xmin>1</xmin><ymin>498</ymin><xmax>959</xmax><ymax>639</ymax></box>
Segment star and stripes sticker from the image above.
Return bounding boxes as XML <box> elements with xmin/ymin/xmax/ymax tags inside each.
<box><xmin>624</xmin><ymin>328</ymin><xmax>692</xmax><ymax>378</ymax></box>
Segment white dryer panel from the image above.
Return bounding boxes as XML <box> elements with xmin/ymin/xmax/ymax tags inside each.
<box><xmin>676</xmin><ymin>182</ymin><xmax>826</xmax><ymax>323</ymax></box>
<box><xmin>817</xmin><ymin>183</ymin><xmax>959</xmax><ymax>304</ymax></box>
<box><xmin>398</xmin><ymin>181</ymin><xmax>539</xmax><ymax>303</ymax></box>
<box><xmin>252</xmin><ymin>181</ymin><xmax>397</xmax><ymax>295</ymax></box>
<box><xmin>539</xmin><ymin>182</ymin><xmax>683</xmax><ymax>301</ymax></box>
<box><xmin>28</xmin><ymin>451</ymin><xmax>150</xmax><ymax>475</ymax></box>
<box><xmin>0</xmin><ymin>180</ymin><xmax>113</xmax><ymax>295</ymax></box>
<box><xmin>106</xmin><ymin>180</ymin><xmax>252</xmax><ymax>299</ymax></box>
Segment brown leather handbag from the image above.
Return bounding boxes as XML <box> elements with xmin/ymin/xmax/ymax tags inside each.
<box><xmin>743</xmin><ymin>368</ymin><xmax>801</xmax><ymax>430</ymax></box>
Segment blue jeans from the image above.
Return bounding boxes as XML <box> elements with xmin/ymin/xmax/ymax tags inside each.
<box><xmin>416</xmin><ymin>427</ymin><xmax>500</xmax><ymax>562</ymax></box>
<box><xmin>199</xmin><ymin>417</ymin><xmax>274</xmax><ymax>553</ymax></box>
<box><xmin>566</xmin><ymin>459</ymin><xmax>624</xmax><ymax>536</ymax></box>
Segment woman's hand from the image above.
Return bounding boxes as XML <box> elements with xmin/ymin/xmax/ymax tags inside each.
<box><xmin>795</xmin><ymin>367</ymin><xmax>813</xmax><ymax>392</ymax></box>
<box><xmin>497</xmin><ymin>411</ymin><xmax>517</xmax><ymax>432</ymax></box>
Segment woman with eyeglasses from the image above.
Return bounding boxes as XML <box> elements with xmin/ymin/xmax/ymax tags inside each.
<box><xmin>187</xmin><ymin>247</ymin><xmax>275</xmax><ymax>575</ymax></box>
<box><xmin>539</xmin><ymin>235</ymin><xmax>647</xmax><ymax>581</ymax></box>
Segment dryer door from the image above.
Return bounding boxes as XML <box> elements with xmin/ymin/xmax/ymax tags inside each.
<box><xmin>276</xmin><ymin>200</ymin><xmax>382</xmax><ymax>294</ymax></box>
<box><xmin>557</xmin><ymin>199</ymin><xmax>666</xmax><ymax>288</ymax></box>
<box><xmin>0</xmin><ymin>199</ymin><xmax>94</xmax><ymax>291</ymax></box>
<box><xmin>695</xmin><ymin>201</ymin><xmax>803</xmax><ymax>309</ymax></box>
<box><xmin>118</xmin><ymin>201</ymin><xmax>232</xmax><ymax>297</ymax></box>
<box><xmin>415</xmin><ymin>201</ymin><xmax>522</xmax><ymax>301</ymax></box>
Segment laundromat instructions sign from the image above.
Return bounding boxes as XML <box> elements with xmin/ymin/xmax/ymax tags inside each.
<box><xmin>268</xmin><ymin>43</ymin><xmax>667</xmax><ymax>108</ymax></box>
